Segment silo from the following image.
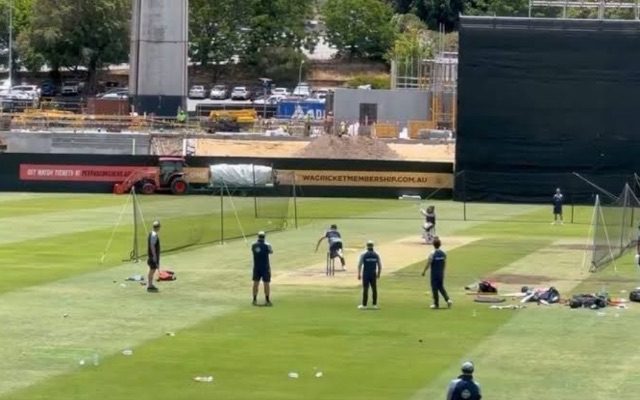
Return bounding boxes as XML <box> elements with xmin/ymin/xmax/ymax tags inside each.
<box><xmin>129</xmin><ymin>0</ymin><xmax>188</xmax><ymax>117</ymax></box>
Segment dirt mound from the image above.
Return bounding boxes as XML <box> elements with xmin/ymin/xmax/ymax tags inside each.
<box><xmin>294</xmin><ymin>135</ymin><xmax>401</xmax><ymax>160</ymax></box>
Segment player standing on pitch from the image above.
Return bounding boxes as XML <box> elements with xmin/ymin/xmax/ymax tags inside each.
<box><xmin>252</xmin><ymin>231</ymin><xmax>273</xmax><ymax>306</ymax></box>
<box><xmin>315</xmin><ymin>224</ymin><xmax>346</xmax><ymax>271</ymax></box>
<box><xmin>422</xmin><ymin>237</ymin><xmax>452</xmax><ymax>309</ymax></box>
<box><xmin>146</xmin><ymin>221</ymin><xmax>161</xmax><ymax>293</ymax></box>
<box><xmin>420</xmin><ymin>205</ymin><xmax>437</xmax><ymax>244</ymax></box>
<box><xmin>552</xmin><ymin>188</ymin><xmax>564</xmax><ymax>225</ymax></box>
<box><xmin>357</xmin><ymin>240</ymin><xmax>382</xmax><ymax>310</ymax></box>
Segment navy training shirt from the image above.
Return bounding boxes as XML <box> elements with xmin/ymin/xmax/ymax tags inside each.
<box><xmin>252</xmin><ymin>240</ymin><xmax>272</xmax><ymax>270</ymax></box>
<box><xmin>430</xmin><ymin>248</ymin><xmax>446</xmax><ymax>277</ymax></box>
<box><xmin>148</xmin><ymin>231</ymin><xmax>160</xmax><ymax>262</ymax></box>
<box><xmin>425</xmin><ymin>212</ymin><xmax>436</xmax><ymax>226</ymax></box>
<box><xmin>325</xmin><ymin>230</ymin><xmax>342</xmax><ymax>244</ymax></box>
<box><xmin>359</xmin><ymin>250</ymin><xmax>380</xmax><ymax>274</ymax></box>
<box><xmin>553</xmin><ymin>193</ymin><xmax>563</xmax><ymax>207</ymax></box>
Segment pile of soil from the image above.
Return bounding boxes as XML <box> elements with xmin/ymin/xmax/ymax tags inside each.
<box><xmin>294</xmin><ymin>135</ymin><xmax>401</xmax><ymax>160</ymax></box>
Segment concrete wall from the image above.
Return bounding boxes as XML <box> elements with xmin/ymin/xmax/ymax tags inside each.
<box><xmin>0</xmin><ymin>132</ymin><xmax>150</xmax><ymax>155</ymax></box>
<box><xmin>332</xmin><ymin>89</ymin><xmax>430</xmax><ymax>124</ymax></box>
<box><xmin>130</xmin><ymin>0</ymin><xmax>188</xmax><ymax>116</ymax></box>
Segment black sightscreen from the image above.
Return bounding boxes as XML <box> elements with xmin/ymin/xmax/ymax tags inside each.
<box><xmin>456</xmin><ymin>17</ymin><xmax>640</xmax><ymax>202</ymax></box>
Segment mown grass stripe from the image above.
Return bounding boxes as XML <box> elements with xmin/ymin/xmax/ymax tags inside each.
<box><xmin>1</xmin><ymin>237</ymin><xmax>549</xmax><ymax>400</ymax></box>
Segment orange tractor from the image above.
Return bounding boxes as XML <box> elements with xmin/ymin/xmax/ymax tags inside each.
<box><xmin>114</xmin><ymin>157</ymin><xmax>201</xmax><ymax>195</ymax></box>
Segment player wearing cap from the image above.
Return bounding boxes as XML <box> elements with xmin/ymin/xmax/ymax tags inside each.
<box><xmin>446</xmin><ymin>362</ymin><xmax>482</xmax><ymax>400</ymax></box>
<box><xmin>146</xmin><ymin>220</ymin><xmax>161</xmax><ymax>293</ymax></box>
<box><xmin>357</xmin><ymin>240</ymin><xmax>382</xmax><ymax>310</ymax></box>
<box><xmin>315</xmin><ymin>224</ymin><xmax>346</xmax><ymax>271</ymax></box>
<box><xmin>252</xmin><ymin>231</ymin><xmax>273</xmax><ymax>306</ymax></box>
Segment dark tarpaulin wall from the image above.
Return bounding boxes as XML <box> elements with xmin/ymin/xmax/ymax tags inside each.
<box><xmin>456</xmin><ymin>17</ymin><xmax>640</xmax><ymax>203</ymax></box>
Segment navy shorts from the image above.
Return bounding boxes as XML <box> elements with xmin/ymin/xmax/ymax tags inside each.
<box><xmin>147</xmin><ymin>259</ymin><xmax>159</xmax><ymax>270</ymax></box>
<box><xmin>554</xmin><ymin>205</ymin><xmax>562</xmax><ymax>215</ymax></box>
<box><xmin>253</xmin><ymin>268</ymin><xmax>271</xmax><ymax>283</ymax></box>
<box><xmin>329</xmin><ymin>241</ymin><xmax>343</xmax><ymax>258</ymax></box>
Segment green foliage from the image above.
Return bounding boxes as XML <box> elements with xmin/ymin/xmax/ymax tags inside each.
<box><xmin>22</xmin><ymin>0</ymin><xmax>129</xmax><ymax>92</ymax></box>
<box><xmin>386</xmin><ymin>17</ymin><xmax>433</xmax><ymax>63</ymax></box>
<box><xmin>0</xmin><ymin>0</ymin><xmax>34</xmax><ymax>72</ymax></box>
<box><xmin>346</xmin><ymin>73</ymin><xmax>391</xmax><ymax>89</ymax></box>
<box><xmin>243</xmin><ymin>0</ymin><xmax>316</xmax><ymax>65</ymax></box>
<box><xmin>414</xmin><ymin>0</ymin><xmax>466</xmax><ymax>32</ymax></box>
<box><xmin>324</xmin><ymin>0</ymin><xmax>395</xmax><ymax>59</ymax></box>
<box><xmin>466</xmin><ymin>0</ymin><xmax>529</xmax><ymax>17</ymax></box>
<box><xmin>189</xmin><ymin>0</ymin><xmax>246</xmax><ymax>80</ymax></box>
<box><xmin>252</xmin><ymin>47</ymin><xmax>308</xmax><ymax>85</ymax></box>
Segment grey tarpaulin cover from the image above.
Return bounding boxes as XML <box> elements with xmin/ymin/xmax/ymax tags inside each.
<box><xmin>209</xmin><ymin>164</ymin><xmax>274</xmax><ymax>187</ymax></box>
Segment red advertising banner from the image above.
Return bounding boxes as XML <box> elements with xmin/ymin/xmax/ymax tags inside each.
<box><xmin>19</xmin><ymin>164</ymin><xmax>152</xmax><ymax>182</ymax></box>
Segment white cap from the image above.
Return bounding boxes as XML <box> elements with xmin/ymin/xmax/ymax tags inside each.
<box><xmin>366</xmin><ymin>240</ymin><xmax>374</xmax><ymax>247</ymax></box>
<box><xmin>152</xmin><ymin>220</ymin><xmax>161</xmax><ymax>228</ymax></box>
<box><xmin>258</xmin><ymin>231</ymin><xmax>266</xmax><ymax>238</ymax></box>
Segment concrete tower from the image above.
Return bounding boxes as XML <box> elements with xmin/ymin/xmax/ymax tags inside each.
<box><xmin>129</xmin><ymin>0</ymin><xmax>188</xmax><ymax>117</ymax></box>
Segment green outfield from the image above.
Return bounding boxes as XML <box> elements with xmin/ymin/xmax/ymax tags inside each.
<box><xmin>0</xmin><ymin>193</ymin><xmax>639</xmax><ymax>400</ymax></box>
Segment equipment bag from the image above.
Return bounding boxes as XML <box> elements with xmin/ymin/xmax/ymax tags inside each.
<box><xmin>158</xmin><ymin>270</ymin><xmax>176</xmax><ymax>281</ymax></box>
<box><xmin>570</xmin><ymin>294</ymin><xmax>607</xmax><ymax>309</ymax></box>
<box><xmin>478</xmin><ymin>281</ymin><xmax>498</xmax><ymax>294</ymax></box>
<box><xmin>629</xmin><ymin>289</ymin><xmax>640</xmax><ymax>302</ymax></box>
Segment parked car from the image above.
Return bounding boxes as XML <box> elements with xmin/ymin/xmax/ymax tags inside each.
<box><xmin>40</xmin><ymin>81</ymin><xmax>57</xmax><ymax>97</ymax></box>
<box><xmin>253</xmin><ymin>94</ymin><xmax>286</xmax><ymax>105</ymax></box>
<box><xmin>61</xmin><ymin>81</ymin><xmax>80</xmax><ymax>96</ymax></box>
<box><xmin>312</xmin><ymin>88</ymin><xmax>330</xmax><ymax>101</ymax></box>
<box><xmin>98</xmin><ymin>88</ymin><xmax>129</xmax><ymax>100</ymax></box>
<box><xmin>230</xmin><ymin>86</ymin><xmax>251</xmax><ymax>101</ymax></box>
<box><xmin>188</xmin><ymin>85</ymin><xmax>207</xmax><ymax>99</ymax></box>
<box><xmin>210</xmin><ymin>84</ymin><xmax>229</xmax><ymax>100</ymax></box>
<box><xmin>293</xmin><ymin>82</ymin><xmax>311</xmax><ymax>97</ymax></box>
<box><xmin>12</xmin><ymin>85</ymin><xmax>40</xmax><ymax>100</ymax></box>
<box><xmin>271</xmin><ymin>87</ymin><xmax>290</xmax><ymax>97</ymax></box>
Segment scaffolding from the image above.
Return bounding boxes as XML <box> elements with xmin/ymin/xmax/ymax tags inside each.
<box><xmin>529</xmin><ymin>0</ymin><xmax>640</xmax><ymax>19</ymax></box>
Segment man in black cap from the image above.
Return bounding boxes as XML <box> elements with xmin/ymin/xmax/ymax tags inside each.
<box><xmin>146</xmin><ymin>220</ymin><xmax>161</xmax><ymax>293</ymax></box>
<box><xmin>357</xmin><ymin>240</ymin><xmax>382</xmax><ymax>310</ymax></box>
<box><xmin>251</xmin><ymin>231</ymin><xmax>273</xmax><ymax>306</ymax></box>
<box><xmin>446</xmin><ymin>361</ymin><xmax>482</xmax><ymax>400</ymax></box>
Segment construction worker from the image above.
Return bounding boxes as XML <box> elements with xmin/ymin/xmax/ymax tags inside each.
<box><xmin>176</xmin><ymin>107</ymin><xmax>187</xmax><ymax>124</ymax></box>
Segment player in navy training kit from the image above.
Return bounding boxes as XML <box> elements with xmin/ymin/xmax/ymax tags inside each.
<box><xmin>422</xmin><ymin>237</ymin><xmax>452</xmax><ymax>309</ymax></box>
<box><xmin>446</xmin><ymin>362</ymin><xmax>482</xmax><ymax>400</ymax></box>
<box><xmin>315</xmin><ymin>224</ymin><xmax>346</xmax><ymax>270</ymax></box>
<box><xmin>552</xmin><ymin>188</ymin><xmax>564</xmax><ymax>225</ymax></box>
<box><xmin>146</xmin><ymin>220</ymin><xmax>161</xmax><ymax>293</ymax></box>
<box><xmin>252</xmin><ymin>231</ymin><xmax>273</xmax><ymax>306</ymax></box>
<box><xmin>357</xmin><ymin>240</ymin><xmax>382</xmax><ymax>310</ymax></box>
<box><xmin>420</xmin><ymin>205</ymin><xmax>437</xmax><ymax>244</ymax></box>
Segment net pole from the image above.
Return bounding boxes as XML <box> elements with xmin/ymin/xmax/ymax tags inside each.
<box><xmin>599</xmin><ymin>199</ymin><xmax>618</xmax><ymax>273</ymax></box>
<box><xmin>463</xmin><ymin>171</ymin><xmax>467</xmax><ymax>221</ymax></box>
<box><xmin>253</xmin><ymin>164</ymin><xmax>258</xmax><ymax>219</ymax></box>
<box><xmin>132</xmin><ymin>188</ymin><xmax>139</xmax><ymax>262</ymax></box>
<box><xmin>222</xmin><ymin>180</ymin><xmax>247</xmax><ymax>243</ymax></box>
<box><xmin>293</xmin><ymin>171</ymin><xmax>299</xmax><ymax>229</ymax></box>
<box><xmin>101</xmin><ymin>190</ymin><xmax>132</xmax><ymax>264</ymax></box>
<box><xmin>583</xmin><ymin>195</ymin><xmax>597</xmax><ymax>272</ymax></box>
<box><xmin>220</xmin><ymin>186</ymin><xmax>224</xmax><ymax>244</ymax></box>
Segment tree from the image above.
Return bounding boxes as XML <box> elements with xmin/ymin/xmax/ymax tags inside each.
<box><xmin>323</xmin><ymin>0</ymin><xmax>395</xmax><ymax>59</ymax></box>
<box><xmin>189</xmin><ymin>0</ymin><xmax>247</xmax><ymax>81</ymax></box>
<box><xmin>387</xmin><ymin>0</ymin><xmax>416</xmax><ymax>14</ymax></box>
<box><xmin>414</xmin><ymin>0</ymin><xmax>466</xmax><ymax>32</ymax></box>
<box><xmin>0</xmin><ymin>0</ymin><xmax>35</xmax><ymax>75</ymax></box>
<box><xmin>466</xmin><ymin>0</ymin><xmax>529</xmax><ymax>18</ymax></box>
<box><xmin>243</xmin><ymin>0</ymin><xmax>316</xmax><ymax>64</ymax></box>
<box><xmin>23</xmin><ymin>0</ymin><xmax>129</xmax><ymax>93</ymax></box>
